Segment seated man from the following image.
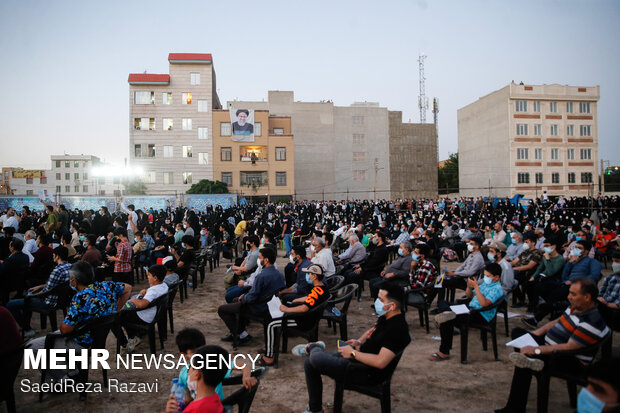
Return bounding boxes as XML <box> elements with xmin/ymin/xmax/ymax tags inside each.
<box><xmin>409</xmin><ymin>243</ymin><xmax>438</xmax><ymax>292</ymax></box>
<box><xmin>310</xmin><ymin>236</ymin><xmax>336</xmax><ymax>279</ymax></box>
<box><xmin>495</xmin><ymin>277</ymin><xmax>610</xmax><ymax>413</ymax></box>
<box><xmin>259</xmin><ymin>263</ymin><xmax>330</xmax><ymax>366</ymax></box>
<box><xmin>344</xmin><ymin>231</ymin><xmax>388</xmax><ymax>286</ymax></box>
<box><xmin>26</xmin><ymin>261</ymin><xmax>132</xmax><ymax>380</ymax></box>
<box><xmin>278</xmin><ymin>245</ymin><xmax>313</xmax><ymax>303</ymax></box>
<box><xmin>505</xmin><ymin>232</ymin><xmax>524</xmax><ymax>262</ymax></box>
<box><xmin>79</xmin><ymin>234</ymin><xmax>103</xmax><ymax>267</ymax></box>
<box><xmin>6</xmin><ymin>246</ymin><xmax>71</xmax><ymax>337</ymax></box>
<box><xmin>0</xmin><ymin>238</ymin><xmax>30</xmax><ymax>301</ymax></box>
<box><xmin>117</xmin><ymin>264</ymin><xmax>169</xmax><ymax>354</ymax></box>
<box><xmin>429</xmin><ymin>263</ymin><xmax>504</xmax><ymax>361</ymax></box>
<box><xmin>523</xmin><ymin>240</ymin><xmax>602</xmax><ymax>328</ymax></box>
<box><xmin>218</xmin><ymin>247</ymin><xmax>285</xmax><ymax>344</ymax></box>
<box><xmin>161</xmin><ymin>257</ymin><xmax>180</xmax><ymax>286</ymax></box>
<box><xmin>369</xmin><ymin>241</ymin><xmax>413</xmax><ymax>300</ymax></box>
<box><xmin>523</xmin><ymin>240</ymin><xmax>565</xmax><ymax>313</ymax></box>
<box><xmin>511</xmin><ymin>234</ymin><xmax>543</xmax><ymax>308</ymax></box>
<box><xmin>486</xmin><ymin>242</ymin><xmax>517</xmax><ymax>295</ymax></box>
<box><xmin>224</xmin><ymin>235</ymin><xmax>260</xmax><ymax>290</ymax></box>
<box><xmin>440</xmin><ymin>237</ymin><xmax>486</xmax><ymax>301</ymax></box>
<box><xmin>597</xmin><ymin>251</ymin><xmax>620</xmax><ymax>329</ymax></box>
<box><xmin>335</xmin><ymin>234</ymin><xmax>366</xmax><ymax>267</ymax></box>
<box><xmin>170</xmin><ymin>235</ymin><xmax>196</xmax><ymax>281</ymax></box>
<box><xmin>299</xmin><ymin>282</ymin><xmax>411</xmax><ymax>413</ymax></box>
<box><xmin>577</xmin><ymin>357</ymin><xmax>620</xmax><ymax>413</ymax></box>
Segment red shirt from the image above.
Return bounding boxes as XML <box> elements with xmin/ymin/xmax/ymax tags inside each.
<box><xmin>114</xmin><ymin>241</ymin><xmax>132</xmax><ymax>273</ymax></box>
<box><xmin>183</xmin><ymin>394</ymin><xmax>225</xmax><ymax>413</ymax></box>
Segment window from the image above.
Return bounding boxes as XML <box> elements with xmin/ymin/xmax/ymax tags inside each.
<box><xmin>276</xmin><ymin>172</ymin><xmax>287</xmax><ymax>186</ymax></box>
<box><xmin>190</xmin><ymin>73</ymin><xmax>200</xmax><ymax>85</ymax></box>
<box><xmin>198</xmin><ymin>127</ymin><xmax>208</xmax><ymax>139</ymax></box>
<box><xmin>143</xmin><ymin>172</ymin><xmax>156</xmax><ymax>184</ymax></box>
<box><xmin>352</xmin><ymin>133</ymin><xmax>365</xmax><ymax>145</ymax></box>
<box><xmin>533</xmin><ymin>101</ymin><xmax>541</xmax><ymax>112</ymax></box>
<box><xmin>551</xmin><ymin>148</ymin><xmax>559</xmax><ymax>160</ymax></box>
<box><xmin>579</xmin><ymin>102</ymin><xmax>591</xmax><ymax>113</ymax></box>
<box><xmin>240</xmin><ymin>171</ymin><xmax>267</xmax><ymax>186</ymax></box>
<box><xmin>580</xmin><ymin>125</ymin><xmax>591</xmax><ymax>137</ymax></box>
<box><xmin>567</xmin><ymin>149</ymin><xmax>575</xmax><ymax>160</ymax></box>
<box><xmin>353</xmin><ymin>152</ymin><xmax>366</xmax><ymax>162</ymax></box>
<box><xmin>275</xmin><ymin>147</ymin><xmax>286</xmax><ymax>161</ymax></box>
<box><xmin>98</xmin><ymin>177</ymin><xmax>105</xmax><ymax>184</ymax></box>
<box><xmin>515</xmin><ymin>100</ymin><xmax>527</xmax><ymax>112</ymax></box>
<box><xmin>163</xmin><ymin>146</ymin><xmax>174</xmax><ymax>158</ymax></box>
<box><xmin>163</xmin><ymin>172</ymin><xmax>174</xmax><ymax>184</ymax></box>
<box><xmin>353</xmin><ymin>170</ymin><xmax>366</xmax><ymax>180</ymax></box>
<box><xmin>74</xmin><ymin>173</ymin><xmax>79</xmax><ymax>180</ymax></box>
<box><xmin>26</xmin><ymin>178</ymin><xmax>33</xmax><ymax>184</ymax></box>
<box><xmin>552</xmin><ymin>173</ymin><xmax>560</xmax><ymax>184</ymax></box>
<box><xmin>517</xmin><ymin>172</ymin><xmax>530</xmax><ymax>184</ymax></box>
<box><xmin>163</xmin><ymin>118</ymin><xmax>173</xmax><ymax>131</ymax></box>
<box><xmin>134</xmin><ymin>144</ymin><xmax>155</xmax><ymax>158</ymax></box>
<box><xmin>220</xmin><ymin>122</ymin><xmax>231</xmax><ymax>136</ymax></box>
<box><xmin>182</xmin><ymin>118</ymin><xmax>192</xmax><ymax>130</ymax></box>
<box><xmin>56</xmin><ymin>173</ymin><xmax>61</xmax><ymax>180</ymax></box>
<box><xmin>26</xmin><ymin>190</ymin><xmax>33</xmax><ymax>195</ymax></box>
<box><xmin>65</xmin><ymin>185</ymin><xmax>70</xmax><ymax>192</ymax></box>
<box><xmin>516</xmin><ymin>124</ymin><xmax>528</xmax><ymax>136</ymax></box>
<box><xmin>65</xmin><ymin>173</ymin><xmax>70</xmax><ymax>180</ymax></box>
<box><xmin>550</xmin><ymin>124</ymin><xmax>558</xmax><ymax>136</ymax></box>
<box><xmin>74</xmin><ymin>185</ymin><xmax>79</xmax><ymax>193</ymax></box>
<box><xmin>182</xmin><ymin>92</ymin><xmax>192</xmax><ymax>104</ymax></box>
<box><xmin>273</xmin><ymin>128</ymin><xmax>284</xmax><ymax>135</ymax></box>
<box><xmin>83</xmin><ymin>185</ymin><xmax>88</xmax><ymax>192</ymax></box>
<box><xmin>255</xmin><ymin>122</ymin><xmax>262</xmax><ymax>136</ymax></box>
<box><xmin>134</xmin><ymin>118</ymin><xmax>155</xmax><ymax>130</ymax></box>
<box><xmin>581</xmin><ymin>172</ymin><xmax>592</xmax><ymax>183</ymax></box>
<box><xmin>82</xmin><ymin>173</ymin><xmax>87</xmax><ymax>180</ymax></box>
<box><xmin>517</xmin><ymin>148</ymin><xmax>528</xmax><ymax>160</ymax></box>
<box><xmin>535</xmin><ymin>173</ymin><xmax>543</xmax><ymax>184</ymax></box>
<box><xmin>534</xmin><ymin>124</ymin><xmax>542</xmax><ymax>136</ymax></box>
<box><xmin>198</xmin><ymin>100</ymin><xmax>208</xmax><ymax>112</ymax></box>
<box><xmin>162</xmin><ymin>92</ymin><xmax>172</xmax><ymax>105</ymax></box>
<box><xmin>352</xmin><ymin>116</ymin><xmax>364</xmax><ymax>125</ymax></box>
<box><xmin>183</xmin><ymin>146</ymin><xmax>193</xmax><ymax>158</ymax></box>
<box><xmin>580</xmin><ymin>148</ymin><xmax>592</xmax><ymax>160</ymax></box>
<box><xmin>56</xmin><ymin>185</ymin><xmax>61</xmax><ymax>193</ymax></box>
<box><xmin>568</xmin><ymin>173</ymin><xmax>575</xmax><ymax>183</ymax></box>
<box><xmin>221</xmin><ymin>172</ymin><xmax>232</xmax><ymax>186</ymax></box>
<box><xmin>221</xmin><ymin>147</ymin><xmax>232</xmax><ymax>161</ymax></box>
<box><xmin>65</xmin><ymin>161</ymin><xmax>70</xmax><ymax>168</ymax></box>
<box><xmin>55</xmin><ymin>161</ymin><xmax>61</xmax><ymax>168</ymax></box>
<box><xmin>198</xmin><ymin>153</ymin><xmax>209</xmax><ymax>165</ymax></box>
<box><xmin>134</xmin><ymin>91</ymin><xmax>154</xmax><ymax>105</ymax></box>
<box><xmin>74</xmin><ymin>161</ymin><xmax>79</xmax><ymax>168</ymax></box>
<box><xmin>40</xmin><ymin>177</ymin><xmax>47</xmax><ymax>184</ymax></box>
<box><xmin>566</xmin><ymin>102</ymin><xmax>573</xmax><ymax>113</ymax></box>
<box><xmin>99</xmin><ymin>190</ymin><xmax>106</xmax><ymax>195</ymax></box>
<box><xmin>567</xmin><ymin>124</ymin><xmax>574</xmax><ymax>136</ymax></box>
<box><xmin>535</xmin><ymin>148</ymin><xmax>542</xmax><ymax>160</ymax></box>
<box><xmin>549</xmin><ymin>102</ymin><xmax>557</xmax><ymax>113</ymax></box>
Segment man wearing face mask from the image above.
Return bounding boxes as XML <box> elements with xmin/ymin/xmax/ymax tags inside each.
<box><xmin>440</xmin><ymin>238</ymin><xmax>486</xmax><ymax>301</ymax></box>
<box><xmin>345</xmin><ymin>231</ymin><xmax>389</xmax><ymax>286</ymax></box>
<box><xmin>79</xmin><ymin>234</ymin><xmax>103</xmax><ymax>267</ymax></box>
<box><xmin>505</xmin><ymin>232</ymin><xmax>525</xmax><ymax>262</ymax></box>
<box><xmin>368</xmin><ymin>241</ymin><xmax>413</xmax><ymax>300</ymax></box>
<box><xmin>564</xmin><ymin>228</ymin><xmax>596</xmax><ymax>260</ymax></box>
<box><xmin>224</xmin><ymin>236</ymin><xmax>260</xmax><ymax>299</ymax></box>
<box><xmin>278</xmin><ymin>245</ymin><xmax>312</xmax><ymax>302</ymax></box>
<box><xmin>310</xmin><ymin>237</ymin><xmax>336</xmax><ymax>279</ymax></box>
<box><xmin>524</xmin><ymin>241</ymin><xmax>565</xmax><ymax>313</ymax></box>
<box><xmin>523</xmin><ymin>240</ymin><xmax>601</xmax><ymax>328</ymax></box>
<box><xmin>576</xmin><ymin>358</ymin><xmax>620</xmax><ymax>413</ymax></box>
<box><xmin>486</xmin><ymin>242</ymin><xmax>517</xmax><ymax>296</ymax></box>
<box><xmin>597</xmin><ymin>251</ymin><xmax>620</xmax><ymax>329</ymax></box>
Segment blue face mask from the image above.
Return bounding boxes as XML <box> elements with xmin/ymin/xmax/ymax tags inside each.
<box><xmin>571</xmin><ymin>248</ymin><xmax>582</xmax><ymax>258</ymax></box>
<box><xmin>305</xmin><ymin>273</ymin><xmax>313</xmax><ymax>284</ymax></box>
<box><xmin>483</xmin><ymin>275</ymin><xmax>493</xmax><ymax>285</ymax></box>
<box><xmin>411</xmin><ymin>252</ymin><xmax>419</xmax><ymax>262</ymax></box>
<box><xmin>181</xmin><ymin>242</ymin><xmax>186</xmax><ymax>249</ymax></box>
<box><xmin>543</xmin><ymin>247</ymin><xmax>553</xmax><ymax>254</ymax></box>
<box><xmin>487</xmin><ymin>252</ymin><xmax>496</xmax><ymax>262</ymax></box>
<box><xmin>79</xmin><ymin>235</ymin><xmax>85</xmax><ymax>241</ymax></box>
<box><xmin>374</xmin><ymin>298</ymin><xmax>391</xmax><ymax>316</ymax></box>
<box><xmin>577</xmin><ymin>387</ymin><xmax>605</xmax><ymax>413</ymax></box>
<box><xmin>398</xmin><ymin>248</ymin><xmax>404</xmax><ymax>256</ymax></box>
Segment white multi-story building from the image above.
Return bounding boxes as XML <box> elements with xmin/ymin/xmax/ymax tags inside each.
<box><xmin>458</xmin><ymin>82</ymin><xmax>599</xmax><ymax>198</ymax></box>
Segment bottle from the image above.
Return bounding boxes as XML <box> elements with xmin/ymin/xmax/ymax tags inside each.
<box><xmin>170</xmin><ymin>378</ymin><xmax>186</xmax><ymax>412</ymax></box>
<box><xmin>331</xmin><ymin>306</ymin><xmax>342</xmax><ymax>317</ymax></box>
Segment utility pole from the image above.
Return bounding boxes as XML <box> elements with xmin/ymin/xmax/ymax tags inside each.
<box><xmin>600</xmin><ymin>159</ymin><xmax>605</xmax><ymax>195</ymax></box>
<box><xmin>418</xmin><ymin>53</ymin><xmax>428</xmax><ymax>123</ymax></box>
<box><xmin>374</xmin><ymin>158</ymin><xmax>379</xmax><ymax>201</ymax></box>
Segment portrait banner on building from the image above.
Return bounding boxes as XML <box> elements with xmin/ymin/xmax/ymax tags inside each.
<box><xmin>229</xmin><ymin>107</ymin><xmax>255</xmax><ymax>142</ymax></box>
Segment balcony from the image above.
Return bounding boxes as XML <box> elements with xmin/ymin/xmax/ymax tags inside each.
<box><xmin>240</xmin><ymin>146</ymin><xmax>267</xmax><ymax>164</ymax></box>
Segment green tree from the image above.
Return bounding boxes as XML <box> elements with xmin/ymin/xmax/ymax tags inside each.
<box><xmin>438</xmin><ymin>152</ymin><xmax>459</xmax><ymax>194</ymax></box>
<box><xmin>186</xmin><ymin>179</ymin><xmax>230</xmax><ymax>194</ymax></box>
<box><xmin>122</xmin><ymin>178</ymin><xmax>147</xmax><ymax>195</ymax></box>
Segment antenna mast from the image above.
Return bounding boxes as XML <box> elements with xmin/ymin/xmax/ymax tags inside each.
<box><xmin>418</xmin><ymin>53</ymin><xmax>428</xmax><ymax>123</ymax></box>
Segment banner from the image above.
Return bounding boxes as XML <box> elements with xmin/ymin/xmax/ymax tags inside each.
<box><xmin>229</xmin><ymin>107</ymin><xmax>254</xmax><ymax>142</ymax></box>
<box><xmin>12</xmin><ymin>170</ymin><xmax>46</xmax><ymax>178</ymax></box>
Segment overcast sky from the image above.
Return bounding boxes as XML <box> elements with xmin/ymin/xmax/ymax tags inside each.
<box><xmin>0</xmin><ymin>0</ymin><xmax>618</xmax><ymax>170</ymax></box>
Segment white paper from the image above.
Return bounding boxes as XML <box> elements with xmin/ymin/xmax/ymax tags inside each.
<box><xmin>506</xmin><ymin>333</ymin><xmax>538</xmax><ymax>349</ymax></box>
<box><xmin>267</xmin><ymin>295</ymin><xmax>283</xmax><ymax>319</ymax></box>
<box><xmin>37</xmin><ymin>190</ymin><xmax>46</xmax><ymax>201</ymax></box>
<box><xmin>449</xmin><ymin>304</ymin><xmax>470</xmax><ymax>315</ymax></box>
<box><xmin>497</xmin><ymin>312</ymin><xmax>520</xmax><ymax>319</ymax></box>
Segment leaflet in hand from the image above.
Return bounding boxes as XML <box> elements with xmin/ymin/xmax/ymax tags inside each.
<box><xmin>506</xmin><ymin>333</ymin><xmax>538</xmax><ymax>349</ymax></box>
<box><xmin>267</xmin><ymin>295</ymin><xmax>283</xmax><ymax>319</ymax></box>
<box><xmin>449</xmin><ymin>304</ymin><xmax>469</xmax><ymax>315</ymax></box>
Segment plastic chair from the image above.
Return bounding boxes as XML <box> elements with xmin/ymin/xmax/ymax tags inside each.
<box><xmin>167</xmin><ymin>280</ymin><xmax>184</xmax><ymax>334</ymax></box>
<box><xmin>459</xmin><ymin>297</ymin><xmax>505</xmax><ymax>364</ymax></box>
<box><xmin>24</xmin><ymin>282</ymin><xmax>74</xmax><ymax>334</ymax></box>
<box><xmin>324</xmin><ymin>275</ymin><xmax>345</xmax><ymax>293</ymax></box>
<box><xmin>115</xmin><ymin>294</ymin><xmax>168</xmax><ymax>354</ymax></box>
<box><xmin>333</xmin><ymin>349</ymin><xmax>406</xmax><ymax>413</ymax></box>
<box><xmin>404</xmin><ymin>280</ymin><xmax>437</xmax><ymax>334</ymax></box>
<box><xmin>220</xmin><ymin>367</ymin><xmax>267</xmax><ymax>413</ymax></box>
<box><xmin>321</xmin><ymin>284</ymin><xmax>358</xmax><ymax>340</ymax></box>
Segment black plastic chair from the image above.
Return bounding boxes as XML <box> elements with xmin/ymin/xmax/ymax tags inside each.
<box><xmin>232</xmin><ymin>293</ymin><xmax>279</xmax><ymax>351</ymax></box>
<box><xmin>24</xmin><ymin>281</ymin><xmax>74</xmax><ymax>334</ymax></box>
<box><xmin>115</xmin><ymin>294</ymin><xmax>168</xmax><ymax>354</ymax></box>
<box><xmin>404</xmin><ymin>281</ymin><xmax>437</xmax><ymax>334</ymax></box>
<box><xmin>167</xmin><ymin>280</ymin><xmax>184</xmax><ymax>334</ymax></box>
<box><xmin>220</xmin><ymin>367</ymin><xmax>267</xmax><ymax>413</ymax></box>
<box><xmin>459</xmin><ymin>297</ymin><xmax>505</xmax><ymax>364</ymax></box>
<box><xmin>532</xmin><ymin>332</ymin><xmax>611</xmax><ymax>412</ymax></box>
<box><xmin>333</xmin><ymin>349</ymin><xmax>406</xmax><ymax>413</ymax></box>
<box><xmin>601</xmin><ymin>306</ymin><xmax>619</xmax><ymax>359</ymax></box>
<box><xmin>324</xmin><ymin>275</ymin><xmax>345</xmax><ymax>293</ymax></box>
<box><xmin>39</xmin><ymin>313</ymin><xmax>117</xmax><ymax>401</ymax></box>
<box><xmin>321</xmin><ymin>284</ymin><xmax>358</xmax><ymax>340</ymax></box>
<box><xmin>0</xmin><ymin>345</ymin><xmax>23</xmax><ymax>412</ymax></box>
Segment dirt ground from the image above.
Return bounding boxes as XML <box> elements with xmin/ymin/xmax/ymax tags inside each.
<box><xmin>11</xmin><ymin>254</ymin><xmax>619</xmax><ymax>413</ymax></box>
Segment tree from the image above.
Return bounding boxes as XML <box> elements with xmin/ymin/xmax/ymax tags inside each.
<box><xmin>438</xmin><ymin>152</ymin><xmax>459</xmax><ymax>194</ymax></box>
<box><xmin>186</xmin><ymin>179</ymin><xmax>230</xmax><ymax>194</ymax></box>
<box><xmin>122</xmin><ymin>178</ymin><xmax>147</xmax><ymax>195</ymax></box>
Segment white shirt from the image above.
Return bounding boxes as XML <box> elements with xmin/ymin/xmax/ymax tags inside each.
<box><xmin>23</xmin><ymin>238</ymin><xmax>38</xmax><ymax>262</ymax></box>
<box><xmin>121</xmin><ymin>202</ymin><xmax>138</xmax><ymax>232</ymax></box>
<box><xmin>311</xmin><ymin>247</ymin><xmax>336</xmax><ymax>277</ymax></box>
<box><xmin>4</xmin><ymin>216</ymin><xmax>19</xmax><ymax>231</ymax></box>
<box><xmin>137</xmin><ymin>283</ymin><xmax>169</xmax><ymax>323</ymax></box>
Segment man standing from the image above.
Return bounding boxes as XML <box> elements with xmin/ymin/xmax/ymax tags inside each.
<box><xmin>120</xmin><ymin>199</ymin><xmax>138</xmax><ymax>244</ymax></box>
<box><xmin>108</xmin><ymin>227</ymin><xmax>133</xmax><ymax>285</ymax></box>
<box><xmin>281</xmin><ymin>207</ymin><xmax>293</xmax><ymax>258</ymax></box>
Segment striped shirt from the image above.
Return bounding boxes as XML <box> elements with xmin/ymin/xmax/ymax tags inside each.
<box><xmin>545</xmin><ymin>305</ymin><xmax>610</xmax><ymax>361</ymax></box>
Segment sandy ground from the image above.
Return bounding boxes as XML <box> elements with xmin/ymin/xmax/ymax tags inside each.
<box><xmin>11</xmin><ymin>254</ymin><xmax>619</xmax><ymax>413</ymax></box>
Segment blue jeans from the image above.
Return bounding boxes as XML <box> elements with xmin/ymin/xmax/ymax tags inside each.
<box><xmin>225</xmin><ymin>286</ymin><xmax>246</xmax><ymax>303</ymax></box>
<box><xmin>304</xmin><ymin>347</ymin><xmax>350</xmax><ymax>412</ymax></box>
<box><xmin>283</xmin><ymin>233</ymin><xmax>292</xmax><ymax>256</ymax></box>
<box><xmin>6</xmin><ymin>297</ymin><xmax>51</xmax><ymax>330</ymax></box>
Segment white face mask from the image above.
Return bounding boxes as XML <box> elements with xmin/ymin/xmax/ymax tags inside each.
<box><xmin>310</xmin><ymin>245</ymin><xmax>316</xmax><ymax>252</ymax></box>
<box><xmin>467</xmin><ymin>244</ymin><xmax>474</xmax><ymax>252</ymax></box>
<box><xmin>187</xmin><ymin>376</ymin><xmax>198</xmax><ymax>393</ymax></box>
<box><xmin>257</xmin><ymin>257</ymin><xmax>262</xmax><ymax>268</ymax></box>
<box><xmin>289</xmin><ymin>255</ymin><xmax>296</xmax><ymax>264</ymax></box>
<box><xmin>612</xmin><ymin>262</ymin><xmax>620</xmax><ymax>274</ymax></box>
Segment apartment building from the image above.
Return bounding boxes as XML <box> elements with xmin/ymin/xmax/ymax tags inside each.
<box><xmin>128</xmin><ymin>53</ymin><xmax>222</xmax><ymax>195</ymax></box>
<box><xmin>212</xmin><ymin>110</ymin><xmax>295</xmax><ymax>201</ymax></box>
<box><xmin>458</xmin><ymin>83</ymin><xmax>599</xmax><ymax>198</ymax></box>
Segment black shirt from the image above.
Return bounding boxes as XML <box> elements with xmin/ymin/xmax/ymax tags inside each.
<box><xmin>288</xmin><ymin>284</ymin><xmax>330</xmax><ymax>330</ymax></box>
<box><xmin>281</xmin><ymin>215</ymin><xmax>293</xmax><ymax>234</ymax></box>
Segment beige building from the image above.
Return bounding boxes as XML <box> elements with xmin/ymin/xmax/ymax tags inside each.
<box><xmin>458</xmin><ymin>83</ymin><xmax>599</xmax><ymax>198</ymax></box>
<box><xmin>128</xmin><ymin>53</ymin><xmax>222</xmax><ymax>195</ymax></box>
<box><xmin>212</xmin><ymin>110</ymin><xmax>294</xmax><ymax>201</ymax></box>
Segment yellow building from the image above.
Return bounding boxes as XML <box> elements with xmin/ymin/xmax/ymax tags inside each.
<box><xmin>212</xmin><ymin>110</ymin><xmax>295</xmax><ymax>201</ymax></box>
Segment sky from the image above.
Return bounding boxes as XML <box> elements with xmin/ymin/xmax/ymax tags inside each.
<box><xmin>0</xmin><ymin>0</ymin><xmax>618</xmax><ymax>170</ymax></box>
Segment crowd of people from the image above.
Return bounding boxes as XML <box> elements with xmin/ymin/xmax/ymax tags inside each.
<box><xmin>0</xmin><ymin>193</ymin><xmax>619</xmax><ymax>412</ymax></box>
